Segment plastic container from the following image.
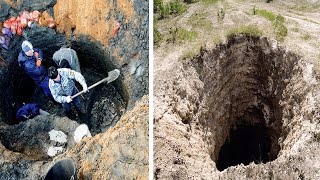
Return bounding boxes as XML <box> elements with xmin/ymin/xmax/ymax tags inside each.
<box><xmin>74</xmin><ymin>124</ymin><xmax>92</xmax><ymax>143</ymax></box>
<box><xmin>44</xmin><ymin>158</ymin><xmax>76</xmax><ymax>180</ymax></box>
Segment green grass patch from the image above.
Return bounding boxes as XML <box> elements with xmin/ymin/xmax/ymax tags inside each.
<box><xmin>154</xmin><ymin>0</ymin><xmax>187</xmax><ymax>19</ymax></box>
<box><xmin>256</xmin><ymin>9</ymin><xmax>277</xmax><ymax>21</ymax></box>
<box><xmin>201</xmin><ymin>0</ymin><xmax>219</xmax><ymax>5</ymax></box>
<box><xmin>167</xmin><ymin>27</ymin><xmax>198</xmax><ymax>43</ymax></box>
<box><xmin>292</xmin><ymin>27</ymin><xmax>299</xmax><ymax>32</ymax></box>
<box><xmin>256</xmin><ymin>9</ymin><xmax>284</xmax><ymax>22</ymax></box>
<box><xmin>179</xmin><ymin>48</ymin><xmax>201</xmax><ymax>60</ymax></box>
<box><xmin>154</xmin><ymin>28</ymin><xmax>162</xmax><ymax>46</ymax></box>
<box><xmin>256</xmin><ymin>9</ymin><xmax>287</xmax><ymax>41</ymax></box>
<box><xmin>188</xmin><ymin>12</ymin><xmax>212</xmax><ymax>30</ymax></box>
<box><xmin>154</xmin><ymin>18</ymin><xmax>162</xmax><ymax>46</ymax></box>
<box><xmin>212</xmin><ymin>35</ymin><xmax>222</xmax><ymax>44</ymax></box>
<box><xmin>184</xmin><ymin>0</ymin><xmax>199</xmax><ymax>4</ymax></box>
<box><xmin>302</xmin><ymin>33</ymin><xmax>312</xmax><ymax>40</ymax></box>
<box><xmin>226</xmin><ymin>25</ymin><xmax>263</xmax><ymax>38</ymax></box>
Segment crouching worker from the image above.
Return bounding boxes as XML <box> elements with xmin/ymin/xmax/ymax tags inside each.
<box><xmin>47</xmin><ymin>66</ymin><xmax>88</xmax><ymax>117</ymax></box>
<box><xmin>52</xmin><ymin>47</ymin><xmax>81</xmax><ymax>73</ymax></box>
<box><xmin>16</xmin><ymin>103</ymin><xmax>50</xmax><ymax>121</ymax></box>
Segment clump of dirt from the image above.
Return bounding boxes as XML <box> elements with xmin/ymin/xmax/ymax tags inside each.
<box><xmin>154</xmin><ymin>35</ymin><xmax>320</xmax><ymax>179</ymax></box>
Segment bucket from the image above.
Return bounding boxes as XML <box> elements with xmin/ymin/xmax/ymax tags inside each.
<box><xmin>74</xmin><ymin>124</ymin><xmax>92</xmax><ymax>143</ymax></box>
<box><xmin>44</xmin><ymin>158</ymin><xmax>76</xmax><ymax>180</ymax></box>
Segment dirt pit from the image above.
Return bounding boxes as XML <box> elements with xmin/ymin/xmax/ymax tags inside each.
<box><xmin>0</xmin><ymin>36</ymin><xmax>126</xmax><ymax>160</ymax></box>
<box><xmin>155</xmin><ymin>35</ymin><xmax>320</xmax><ymax>179</ymax></box>
<box><xmin>191</xmin><ymin>35</ymin><xmax>296</xmax><ymax>170</ymax></box>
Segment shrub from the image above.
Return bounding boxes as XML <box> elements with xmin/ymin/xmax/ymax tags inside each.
<box><xmin>217</xmin><ymin>8</ymin><xmax>225</xmax><ymax>22</ymax></box>
<box><xmin>272</xmin><ymin>15</ymin><xmax>287</xmax><ymax>41</ymax></box>
<box><xmin>169</xmin><ymin>0</ymin><xmax>187</xmax><ymax>15</ymax></box>
<box><xmin>154</xmin><ymin>0</ymin><xmax>187</xmax><ymax>19</ymax></box>
<box><xmin>154</xmin><ymin>0</ymin><xmax>162</xmax><ymax>13</ymax></box>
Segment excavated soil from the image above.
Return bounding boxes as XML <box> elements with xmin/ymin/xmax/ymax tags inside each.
<box><xmin>53</xmin><ymin>0</ymin><xmax>134</xmax><ymax>45</ymax></box>
<box><xmin>154</xmin><ymin>35</ymin><xmax>320</xmax><ymax>179</ymax></box>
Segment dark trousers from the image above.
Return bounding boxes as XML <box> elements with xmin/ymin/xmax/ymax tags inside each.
<box><xmin>38</xmin><ymin>76</ymin><xmax>52</xmax><ymax>97</ymax></box>
<box><xmin>62</xmin><ymin>88</ymin><xmax>81</xmax><ymax>113</ymax></box>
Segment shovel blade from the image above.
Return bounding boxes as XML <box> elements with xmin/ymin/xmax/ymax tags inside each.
<box><xmin>107</xmin><ymin>69</ymin><xmax>120</xmax><ymax>83</ymax></box>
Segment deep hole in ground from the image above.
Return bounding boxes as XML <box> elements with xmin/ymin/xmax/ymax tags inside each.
<box><xmin>217</xmin><ymin>124</ymin><xmax>274</xmax><ymax>171</ymax></box>
<box><xmin>0</xmin><ymin>33</ymin><xmax>128</xmax><ymax>156</ymax></box>
<box><xmin>184</xmin><ymin>35</ymin><xmax>299</xmax><ymax>171</ymax></box>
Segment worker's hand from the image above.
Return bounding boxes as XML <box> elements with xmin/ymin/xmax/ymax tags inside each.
<box><xmin>66</xmin><ymin>96</ymin><xmax>72</xmax><ymax>103</ymax></box>
<box><xmin>36</xmin><ymin>59</ymin><xmax>41</xmax><ymax>67</ymax></box>
<box><xmin>83</xmin><ymin>84</ymin><xmax>88</xmax><ymax>93</ymax></box>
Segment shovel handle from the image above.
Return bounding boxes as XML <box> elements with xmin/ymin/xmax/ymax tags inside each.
<box><xmin>71</xmin><ymin>77</ymin><xmax>110</xmax><ymax>99</ymax></box>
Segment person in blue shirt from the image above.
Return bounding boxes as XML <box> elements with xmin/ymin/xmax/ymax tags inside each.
<box><xmin>18</xmin><ymin>40</ymin><xmax>51</xmax><ymax>97</ymax></box>
<box><xmin>48</xmin><ymin>66</ymin><xmax>88</xmax><ymax>117</ymax></box>
<box><xmin>16</xmin><ymin>103</ymin><xmax>50</xmax><ymax>121</ymax></box>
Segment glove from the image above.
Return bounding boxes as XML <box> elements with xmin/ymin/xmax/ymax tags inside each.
<box><xmin>83</xmin><ymin>84</ymin><xmax>88</xmax><ymax>93</ymax></box>
<box><xmin>36</xmin><ymin>59</ymin><xmax>41</xmax><ymax>67</ymax></box>
<box><xmin>66</xmin><ymin>96</ymin><xmax>72</xmax><ymax>103</ymax></box>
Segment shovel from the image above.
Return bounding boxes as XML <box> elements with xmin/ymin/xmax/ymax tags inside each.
<box><xmin>71</xmin><ymin>69</ymin><xmax>120</xmax><ymax>99</ymax></box>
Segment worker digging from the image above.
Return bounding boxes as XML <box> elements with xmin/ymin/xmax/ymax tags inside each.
<box><xmin>15</xmin><ymin>39</ymin><xmax>120</xmax><ymax>122</ymax></box>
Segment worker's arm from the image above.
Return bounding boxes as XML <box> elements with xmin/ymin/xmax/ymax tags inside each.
<box><xmin>29</xmin><ymin>103</ymin><xmax>40</xmax><ymax>116</ymax></box>
<box><xmin>49</xmin><ymin>81</ymin><xmax>68</xmax><ymax>103</ymax></box>
<box><xmin>24</xmin><ymin>60</ymin><xmax>46</xmax><ymax>76</ymax></box>
<box><xmin>34</xmin><ymin>48</ymin><xmax>43</xmax><ymax>67</ymax></box>
<box><xmin>16</xmin><ymin>107</ymin><xmax>29</xmax><ymax>121</ymax></box>
<box><xmin>34</xmin><ymin>48</ymin><xmax>43</xmax><ymax>60</ymax></box>
<box><xmin>63</xmin><ymin>68</ymin><xmax>88</xmax><ymax>91</ymax></box>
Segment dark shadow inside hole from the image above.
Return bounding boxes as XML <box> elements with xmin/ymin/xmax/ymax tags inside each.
<box><xmin>216</xmin><ymin>124</ymin><xmax>274</xmax><ymax>171</ymax></box>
